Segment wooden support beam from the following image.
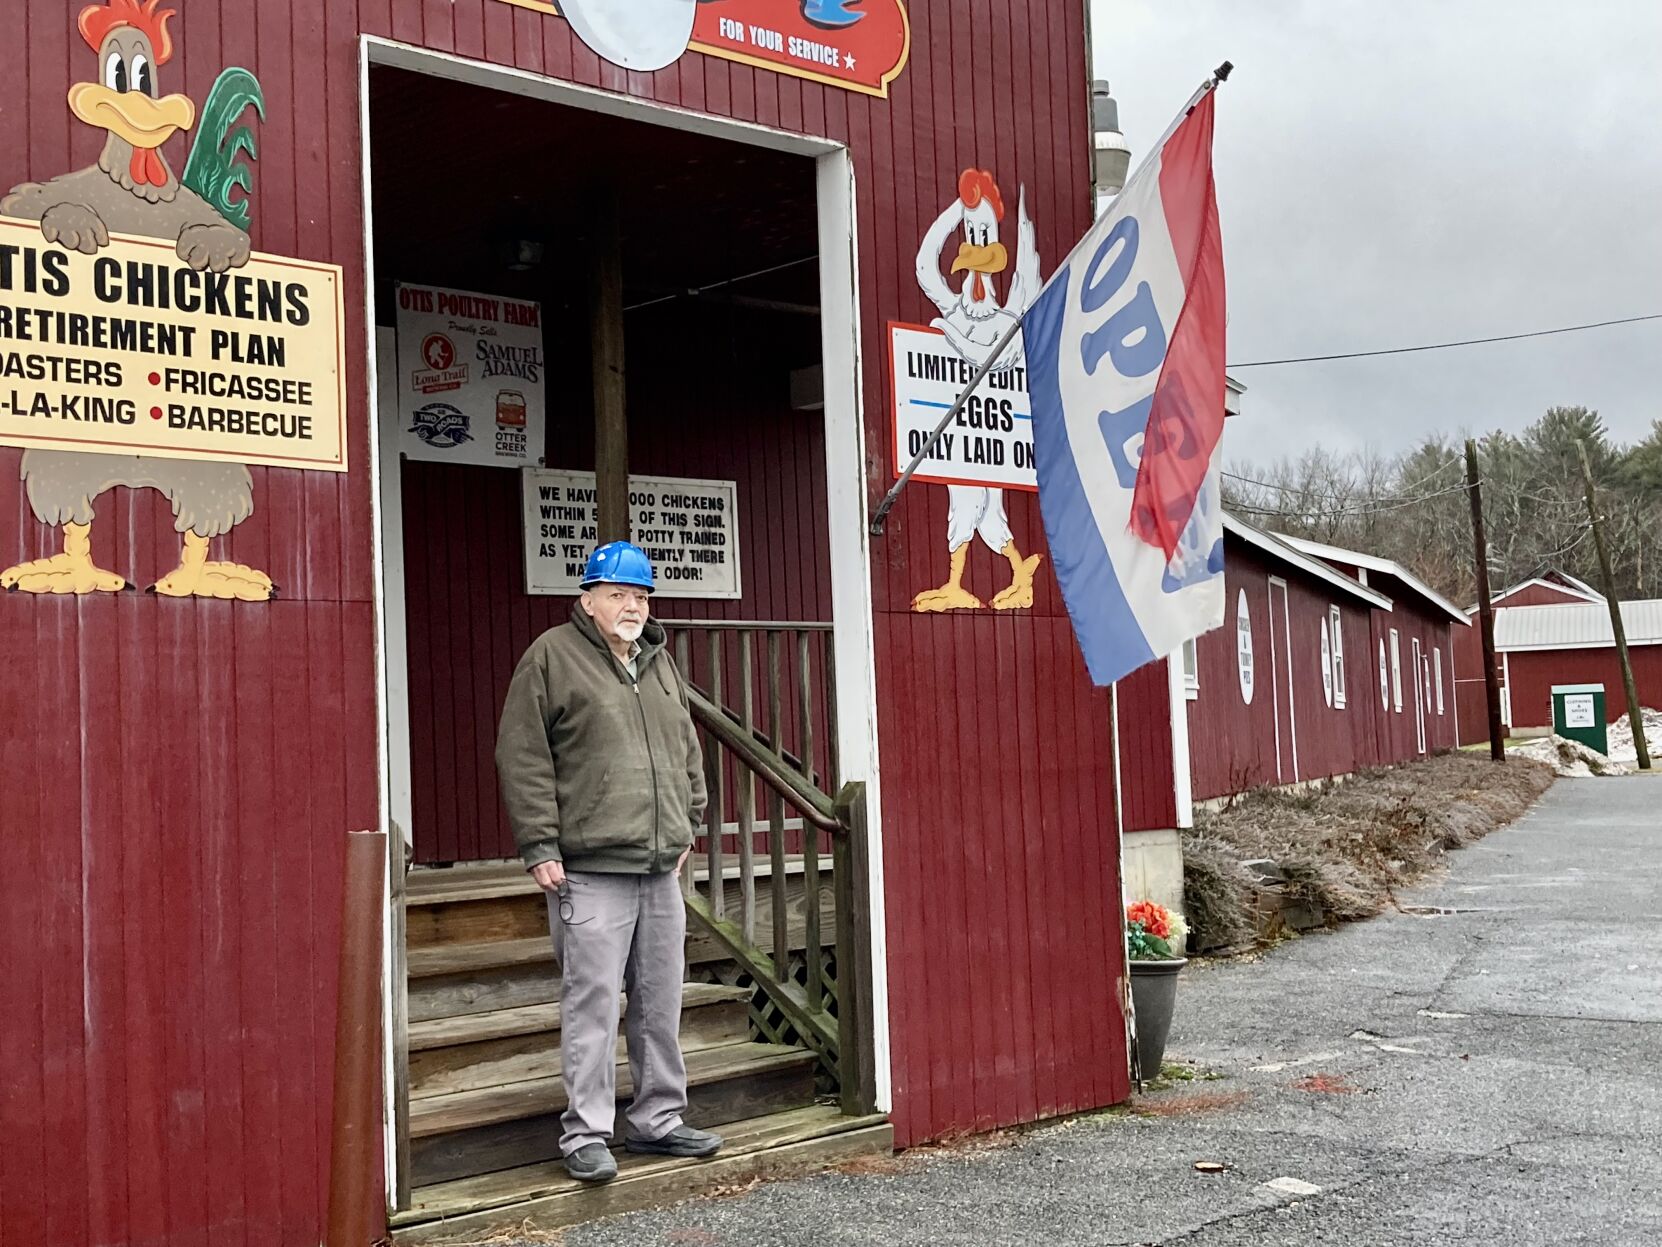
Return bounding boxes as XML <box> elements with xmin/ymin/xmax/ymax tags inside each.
<box><xmin>591</xmin><ymin>191</ymin><xmax>629</xmax><ymax>543</ymax></box>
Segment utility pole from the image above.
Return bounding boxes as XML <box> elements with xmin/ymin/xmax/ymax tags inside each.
<box><xmin>1576</xmin><ymin>440</ymin><xmax>1652</xmax><ymax>770</ymax></box>
<box><xmin>1465</xmin><ymin>439</ymin><xmax>1506</xmax><ymax>761</ymax></box>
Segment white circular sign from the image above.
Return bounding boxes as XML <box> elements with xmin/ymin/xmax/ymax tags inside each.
<box><xmin>1320</xmin><ymin>619</ymin><xmax>1334</xmax><ymax>708</ymax></box>
<box><xmin>1379</xmin><ymin>639</ymin><xmax>1390</xmax><ymax>709</ymax></box>
<box><xmin>1236</xmin><ymin>589</ymin><xmax>1255</xmax><ymax>704</ymax></box>
<box><xmin>559</xmin><ymin>0</ymin><xmax>698</xmax><ymax>70</ymax></box>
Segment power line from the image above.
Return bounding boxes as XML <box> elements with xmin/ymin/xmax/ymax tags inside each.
<box><xmin>1223</xmin><ymin>454</ymin><xmax>1463</xmax><ymax>506</ymax></box>
<box><xmin>1227</xmin><ymin>313</ymin><xmax>1662</xmax><ymax>369</ymax></box>
<box><xmin>1228</xmin><ymin>480</ymin><xmax>1471</xmax><ymax>520</ymax></box>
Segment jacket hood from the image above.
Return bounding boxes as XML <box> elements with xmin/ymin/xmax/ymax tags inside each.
<box><xmin>568</xmin><ymin>600</ymin><xmax>667</xmax><ymax>676</ymax></box>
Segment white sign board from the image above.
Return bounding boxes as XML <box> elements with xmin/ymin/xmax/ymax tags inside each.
<box><xmin>1563</xmin><ymin>694</ymin><xmax>1596</xmax><ymax>729</ymax></box>
<box><xmin>396</xmin><ymin>282</ymin><xmax>546</xmax><ymax>468</ymax></box>
<box><xmin>522</xmin><ymin>470</ymin><xmax>741</xmax><ymax>599</ymax></box>
<box><xmin>1236</xmin><ymin>589</ymin><xmax>1255</xmax><ymax>704</ymax></box>
<box><xmin>888</xmin><ymin>322</ymin><xmax>1037</xmax><ymax>490</ymax></box>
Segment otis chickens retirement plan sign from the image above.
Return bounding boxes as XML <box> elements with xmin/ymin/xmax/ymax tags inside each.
<box><xmin>396</xmin><ymin>282</ymin><xmax>547</xmax><ymax>470</ymax></box>
<box><xmin>0</xmin><ymin>217</ymin><xmax>347</xmax><ymax>470</ymax></box>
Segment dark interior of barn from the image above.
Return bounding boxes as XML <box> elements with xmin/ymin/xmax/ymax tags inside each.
<box><xmin>368</xmin><ymin>66</ymin><xmax>835</xmax><ymax>867</ymax></box>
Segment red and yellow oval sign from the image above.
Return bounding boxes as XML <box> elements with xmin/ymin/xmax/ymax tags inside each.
<box><xmin>691</xmin><ymin>0</ymin><xmax>910</xmax><ymax>97</ymax></box>
<box><xmin>502</xmin><ymin>0</ymin><xmax>911</xmax><ymax>98</ymax></box>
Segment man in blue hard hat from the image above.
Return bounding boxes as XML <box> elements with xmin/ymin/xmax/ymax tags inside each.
<box><xmin>496</xmin><ymin>540</ymin><xmax>723</xmax><ymax>1183</ymax></box>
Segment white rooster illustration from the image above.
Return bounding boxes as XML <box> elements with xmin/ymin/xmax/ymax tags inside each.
<box><xmin>911</xmin><ymin>168</ymin><xmax>1044</xmax><ymax>612</ymax></box>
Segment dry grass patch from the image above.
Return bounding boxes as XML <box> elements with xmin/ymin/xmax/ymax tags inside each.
<box><xmin>1184</xmin><ymin>753</ymin><xmax>1554</xmax><ymax>951</ymax></box>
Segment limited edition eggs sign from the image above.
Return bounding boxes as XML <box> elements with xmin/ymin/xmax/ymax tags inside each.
<box><xmin>522</xmin><ymin>469</ymin><xmax>742</xmax><ymax>599</ymax></box>
<box><xmin>396</xmin><ymin>281</ymin><xmax>546</xmax><ymax>469</ymax></box>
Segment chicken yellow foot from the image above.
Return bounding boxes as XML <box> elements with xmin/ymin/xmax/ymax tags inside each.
<box><xmin>912</xmin><ymin>543</ymin><xmax>983</xmax><ymax>612</ymax></box>
<box><xmin>0</xmin><ymin>522</ymin><xmax>126</xmax><ymax>594</ymax></box>
<box><xmin>989</xmin><ymin>546</ymin><xmax>1043</xmax><ymax>611</ymax></box>
<box><xmin>150</xmin><ymin>532</ymin><xmax>274</xmax><ymax>601</ymax></box>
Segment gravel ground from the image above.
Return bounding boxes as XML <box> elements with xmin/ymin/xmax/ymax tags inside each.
<box><xmin>493</xmin><ymin>775</ymin><xmax>1662</xmax><ymax>1247</ymax></box>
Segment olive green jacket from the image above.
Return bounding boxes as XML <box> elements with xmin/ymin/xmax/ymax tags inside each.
<box><xmin>495</xmin><ymin>605</ymin><xmax>706</xmax><ymax>874</ymax></box>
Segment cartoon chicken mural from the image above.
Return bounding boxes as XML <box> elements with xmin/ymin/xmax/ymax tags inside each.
<box><xmin>1</xmin><ymin>0</ymin><xmax>273</xmax><ymax>600</ymax></box>
<box><xmin>911</xmin><ymin>168</ymin><xmax>1044</xmax><ymax>612</ymax></box>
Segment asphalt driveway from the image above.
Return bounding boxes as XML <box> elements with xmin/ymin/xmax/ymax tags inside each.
<box><xmin>551</xmin><ymin>774</ymin><xmax>1662</xmax><ymax>1246</ymax></box>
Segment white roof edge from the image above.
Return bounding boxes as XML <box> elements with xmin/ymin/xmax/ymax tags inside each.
<box><xmin>1223</xmin><ymin>514</ymin><xmax>1394</xmax><ymax>610</ymax></box>
<box><xmin>1474</xmin><ymin>576</ymin><xmax>1606</xmax><ymax>612</ymax></box>
<box><xmin>1277</xmin><ymin>533</ymin><xmax>1470</xmax><ymax>625</ymax></box>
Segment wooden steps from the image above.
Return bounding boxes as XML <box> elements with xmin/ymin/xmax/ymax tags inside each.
<box><xmin>408</xmin><ymin>985</ymin><xmax>752</xmax><ymax>1100</ymax></box>
<box><xmin>400</xmin><ymin>863</ymin><xmax>845</xmax><ymax>1195</ymax></box>
<box><xmin>392</xmin><ymin>1105</ymin><xmax>893</xmax><ymax>1244</ymax></box>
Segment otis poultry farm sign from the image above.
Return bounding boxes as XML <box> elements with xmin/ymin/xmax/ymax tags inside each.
<box><xmin>0</xmin><ymin>217</ymin><xmax>346</xmax><ymax>471</ymax></box>
<box><xmin>499</xmin><ymin>0</ymin><xmax>911</xmax><ymax>97</ymax></box>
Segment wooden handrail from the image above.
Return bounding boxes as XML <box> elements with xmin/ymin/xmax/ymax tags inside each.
<box><xmin>686</xmin><ymin>686</ymin><xmax>840</xmax><ymax>831</ymax></box>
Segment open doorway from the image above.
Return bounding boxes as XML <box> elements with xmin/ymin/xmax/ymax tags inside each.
<box><xmin>363</xmin><ymin>43</ymin><xmax>887</xmax><ymax>1236</ymax></box>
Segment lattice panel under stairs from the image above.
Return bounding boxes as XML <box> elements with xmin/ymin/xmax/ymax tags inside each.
<box><xmin>693</xmin><ymin>948</ymin><xmax>841</xmax><ymax>1095</ymax></box>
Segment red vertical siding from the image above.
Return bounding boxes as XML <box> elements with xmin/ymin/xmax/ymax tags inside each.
<box><xmin>1189</xmin><ymin>539</ymin><xmax>1466</xmax><ymax>802</ymax></box>
<box><xmin>1496</xmin><ymin>582</ymin><xmax>1596</xmax><ymax>608</ymax></box>
<box><xmin>2</xmin><ymin>2</ymin><xmax>380</xmax><ymax>1244</ymax></box>
<box><xmin>1119</xmin><ymin>659</ymin><xmax>1179</xmax><ymax>831</ymax></box>
<box><xmin>1504</xmin><ymin>644</ymin><xmax>1662</xmax><ymax>728</ymax></box>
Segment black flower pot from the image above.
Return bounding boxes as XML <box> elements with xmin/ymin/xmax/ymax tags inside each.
<box><xmin>1129</xmin><ymin>957</ymin><xmax>1187</xmax><ymax>1078</ymax></box>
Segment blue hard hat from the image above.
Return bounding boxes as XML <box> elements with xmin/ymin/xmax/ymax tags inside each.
<box><xmin>581</xmin><ymin>540</ymin><xmax>655</xmax><ymax>591</ymax></box>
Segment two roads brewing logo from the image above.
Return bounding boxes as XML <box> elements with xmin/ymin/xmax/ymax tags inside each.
<box><xmin>409</xmin><ymin>402</ymin><xmax>472</xmax><ymax>449</ymax></box>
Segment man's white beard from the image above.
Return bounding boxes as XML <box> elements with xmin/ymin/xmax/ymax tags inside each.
<box><xmin>615</xmin><ymin>618</ymin><xmax>645</xmax><ymax>644</ymax></box>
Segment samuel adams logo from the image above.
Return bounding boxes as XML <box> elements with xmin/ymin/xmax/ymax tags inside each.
<box><xmin>410</xmin><ymin>402</ymin><xmax>472</xmax><ymax>449</ymax></box>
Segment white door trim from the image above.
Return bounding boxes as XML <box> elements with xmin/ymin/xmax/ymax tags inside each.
<box><xmin>361</xmin><ymin>36</ymin><xmax>890</xmax><ymax>1200</ymax></box>
<box><xmin>1268</xmin><ymin>577</ymin><xmax>1298</xmax><ymax>783</ymax></box>
<box><xmin>1166</xmin><ymin>655</ymin><xmax>1193</xmax><ymax>829</ymax></box>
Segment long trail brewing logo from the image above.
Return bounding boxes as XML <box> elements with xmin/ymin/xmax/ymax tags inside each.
<box><xmin>410</xmin><ymin>402</ymin><xmax>472</xmax><ymax>449</ymax></box>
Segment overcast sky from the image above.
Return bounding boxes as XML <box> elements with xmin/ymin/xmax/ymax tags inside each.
<box><xmin>1090</xmin><ymin>0</ymin><xmax>1662</xmax><ymax>463</ymax></box>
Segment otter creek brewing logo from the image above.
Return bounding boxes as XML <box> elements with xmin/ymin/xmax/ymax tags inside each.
<box><xmin>410</xmin><ymin>402</ymin><xmax>472</xmax><ymax>449</ymax></box>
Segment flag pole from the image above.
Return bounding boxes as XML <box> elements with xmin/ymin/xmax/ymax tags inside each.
<box><xmin>869</xmin><ymin>62</ymin><xmax>1232</xmax><ymax>538</ymax></box>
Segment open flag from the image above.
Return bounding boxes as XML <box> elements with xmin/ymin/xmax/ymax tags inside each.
<box><xmin>1024</xmin><ymin>84</ymin><xmax>1228</xmax><ymax>686</ymax></box>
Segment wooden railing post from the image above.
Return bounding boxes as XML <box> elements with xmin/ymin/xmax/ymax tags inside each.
<box><xmin>737</xmin><ymin>630</ymin><xmax>758</xmax><ymax>945</ymax></box>
<box><xmin>833</xmin><ymin>783</ymin><xmax>877</xmax><ymax>1116</ymax></box>
<box><xmin>327</xmin><ymin>830</ymin><xmax>386</xmax><ymax>1247</ymax></box>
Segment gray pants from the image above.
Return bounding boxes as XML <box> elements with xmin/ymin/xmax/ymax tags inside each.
<box><xmin>548</xmin><ymin>870</ymin><xmax>688</xmax><ymax>1154</ymax></box>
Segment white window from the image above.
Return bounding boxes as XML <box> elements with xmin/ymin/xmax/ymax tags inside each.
<box><xmin>1182</xmin><ymin>637</ymin><xmax>1200</xmax><ymax>700</ymax></box>
<box><xmin>1389</xmin><ymin>629</ymin><xmax>1403</xmax><ymax>712</ymax></box>
<box><xmin>1434</xmin><ymin>648</ymin><xmax>1445</xmax><ymax>715</ymax></box>
<box><xmin>1329</xmin><ymin>606</ymin><xmax>1347</xmax><ymax>708</ymax></box>
<box><xmin>1320</xmin><ymin>619</ymin><xmax>1334</xmax><ymax>707</ymax></box>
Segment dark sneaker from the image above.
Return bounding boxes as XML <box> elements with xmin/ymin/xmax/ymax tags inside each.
<box><xmin>624</xmin><ymin>1125</ymin><xmax>724</xmax><ymax>1158</ymax></box>
<box><xmin>564</xmin><ymin>1142</ymin><xmax>618</xmax><ymax>1183</ymax></box>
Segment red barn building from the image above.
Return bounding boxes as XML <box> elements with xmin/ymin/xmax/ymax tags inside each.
<box><xmin>1184</xmin><ymin>518</ymin><xmax>1398</xmax><ymax>803</ymax></box>
<box><xmin>1492</xmin><ymin>599</ymin><xmax>1662</xmax><ymax>729</ymax></box>
<box><xmin>0</xmin><ymin>4</ymin><xmax>1173</xmax><ymax>1244</ymax></box>
<box><xmin>1450</xmin><ymin>574</ymin><xmax>1605</xmax><ymax>739</ymax></box>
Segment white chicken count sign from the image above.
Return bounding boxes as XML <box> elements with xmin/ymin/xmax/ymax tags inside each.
<box><xmin>521</xmin><ymin>468</ymin><xmax>743</xmax><ymax>599</ymax></box>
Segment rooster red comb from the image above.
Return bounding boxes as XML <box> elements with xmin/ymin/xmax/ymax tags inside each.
<box><xmin>957</xmin><ymin>168</ymin><xmax>1005</xmax><ymax>222</ymax></box>
<box><xmin>79</xmin><ymin>0</ymin><xmax>177</xmax><ymax>64</ymax></box>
